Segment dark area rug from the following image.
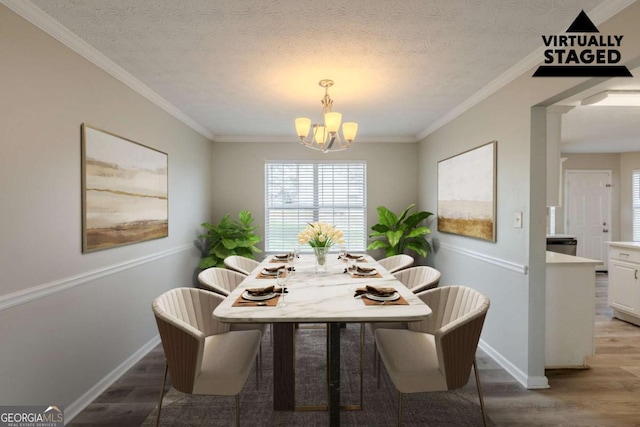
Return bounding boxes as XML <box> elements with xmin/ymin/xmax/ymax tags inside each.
<box><xmin>143</xmin><ymin>323</ymin><xmax>492</xmax><ymax>426</ymax></box>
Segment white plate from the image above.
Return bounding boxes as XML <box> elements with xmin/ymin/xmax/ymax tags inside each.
<box><xmin>345</xmin><ymin>254</ymin><xmax>364</xmax><ymax>261</ymax></box>
<box><xmin>364</xmin><ymin>292</ymin><xmax>400</xmax><ymax>302</ymax></box>
<box><xmin>353</xmin><ymin>269</ymin><xmax>377</xmax><ymax>276</ymax></box>
<box><xmin>242</xmin><ymin>291</ymin><xmax>277</xmax><ymax>301</ymax></box>
<box><xmin>261</xmin><ymin>268</ymin><xmax>282</xmax><ymax>276</ymax></box>
<box><xmin>273</xmin><ymin>254</ymin><xmax>289</xmax><ymax>260</ymax></box>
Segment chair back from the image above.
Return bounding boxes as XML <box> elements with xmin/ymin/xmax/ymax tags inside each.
<box><xmin>224</xmin><ymin>255</ymin><xmax>260</xmax><ymax>275</ymax></box>
<box><xmin>198</xmin><ymin>267</ymin><xmax>247</xmax><ymax>296</ymax></box>
<box><xmin>410</xmin><ymin>286</ymin><xmax>489</xmax><ymax>390</ymax></box>
<box><xmin>393</xmin><ymin>266</ymin><xmax>441</xmax><ymax>293</ymax></box>
<box><xmin>377</xmin><ymin>254</ymin><xmax>414</xmax><ymax>273</ymax></box>
<box><xmin>152</xmin><ymin>288</ymin><xmax>229</xmax><ymax>393</ymax></box>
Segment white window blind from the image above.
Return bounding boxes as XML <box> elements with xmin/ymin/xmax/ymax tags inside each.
<box><xmin>633</xmin><ymin>171</ymin><xmax>640</xmax><ymax>241</ymax></box>
<box><xmin>265</xmin><ymin>161</ymin><xmax>366</xmax><ymax>252</ymax></box>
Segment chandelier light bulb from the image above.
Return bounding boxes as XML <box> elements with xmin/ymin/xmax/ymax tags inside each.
<box><xmin>313</xmin><ymin>125</ymin><xmax>327</xmax><ymax>145</ymax></box>
<box><xmin>342</xmin><ymin>122</ymin><xmax>358</xmax><ymax>142</ymax></box>
<box><xmin>295</xmin><ymin>117</ymin><xmax>311</xmax><ymax>139</ymax></box>
<box><xmin>324</xmin><ymin>112</ymin><xmax>342</xmax><ymax>133</ymax></box>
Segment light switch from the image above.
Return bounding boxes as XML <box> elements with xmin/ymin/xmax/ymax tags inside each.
<box><xmin>513</xmin><ymin>211</ymin><xmax>523</xmax><ymax>228</ymax></box>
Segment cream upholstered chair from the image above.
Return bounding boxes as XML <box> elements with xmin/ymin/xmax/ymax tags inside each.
<box><xmin>198</xmin><ymin>267</ymin><xmax>268</xmax><ymax>361</ymax></box>
<box><xmin>375</xmin><ymin>286</ymin><xmax>490</xmax><ymax>426</ymax></box>
<box><xmin>394</xmin><ymin>266</ymin><xmax>441</xmax><ymax>293</ymax></box>
<box><xmin>152</xmin><ymin>288</ymin><xmax>262</xmax><ymax>427</ymax></box>
<box><xmin>224</xmin><ymin>255</ymin><xmax>260</xmax><ymax>276</ymax></box>
<box><xmin>377</xmin><ymin>254</ymin><xmax>414</xmax><ymax>273</ymax></box>
<box><xmin>367</xmin><ymin>266</ymin><xmax>442</xmax><ymax>367</ymax></box>
<box><xmin>198</xmin><ymin>267</ymin><xmax>247</xmax><ymax>297</ymax></box>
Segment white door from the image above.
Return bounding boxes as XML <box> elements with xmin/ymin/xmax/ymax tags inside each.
<box><xmin>565</xmin><ymin>170</ymin><xmax>611</xmax><ymax>270</ymax></box>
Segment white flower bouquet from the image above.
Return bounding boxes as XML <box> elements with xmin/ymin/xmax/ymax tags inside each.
<box><xmin>297</xmin><ymin>222</ymin><xmax>344</xmax><ymax>249</ymax></box>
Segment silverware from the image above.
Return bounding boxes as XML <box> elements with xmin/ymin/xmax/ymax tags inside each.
<box><xmin>236</xmin><ymin>301</ymin><xmax>268</xmax><ymax>306</ymax></box>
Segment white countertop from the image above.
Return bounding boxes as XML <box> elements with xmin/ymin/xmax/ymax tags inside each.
<box><xmin>213</xmin><ymin>254</ymin><xmax>432</xmax><ymax>323</ymax></box>
<box><xmin>608</xmin><ymin>241</ymin><xmax>640</xmax><ymax>250</ymax></box>
<box><xmin>546</xmin><ymin>234</ymin><xmax>577</xmax><ymax>239</ymax></box>
<box><xmin>546</xmin><ymin>251</ymin><xmax>602</xmax><ymax>265</ymax></box>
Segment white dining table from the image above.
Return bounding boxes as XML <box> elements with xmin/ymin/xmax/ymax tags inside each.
<box><xmin>213</xmin><ymin>253</ymin><xmax>431</xmax><ymax>426</ymax></box>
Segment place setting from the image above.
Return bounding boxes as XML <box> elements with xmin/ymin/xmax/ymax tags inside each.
<box><xmin>270</xmin><ymin>252</ymin><xmax>294</xmax><ymax>263</ymax></box>
<box><xmin>353</xmin><ymin>285</ymin><xmax>408</xmax><ymax>306</ymax></box>
<box><xmin>232</xmin><ymin>285</ymin><xmax>286</xmax><ymax>307</ymax></box>
<box><xmin>345</xmin><ymin>265</ymin><xmax>383</xmax><ymax>278</ymax></box>
<box><xmin>256</xmin><ymin>265</ymin><xmax>293</xmax><ymax>279</ymax></box>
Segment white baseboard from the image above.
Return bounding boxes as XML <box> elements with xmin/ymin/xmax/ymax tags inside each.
<box><xmin>65</xmin><ymin>335</ymin><xmax>161</xmax><ymax>422</ymax></box>
<box><xmin>479</xmin><ymin>339</ymin><xmax>549</xmax><ymax>390</ymax></box>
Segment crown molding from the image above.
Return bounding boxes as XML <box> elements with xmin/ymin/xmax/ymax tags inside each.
<box><xmin>416</xmin><ymin>0</ymin><xmax>637</xmax><ymax>142</ymax></box>
<box><xmin>1</xmin><ymin>0</ymin><xmax>215</xmax><ymax>141</ymax></box>
<box><xmin>214</xmin><ymin>135</ymin><xmax>417</xmax><ymax>144</ymax></box>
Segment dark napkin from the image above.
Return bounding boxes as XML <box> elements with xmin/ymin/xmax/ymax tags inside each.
<box><xmin>273</xmin><ymin>253</ymin><xmax>290</xmax><ymax>260</ymax></box>
<box><xmin>353</xmin><ymin>285</ymin><xmax>396</xmax><ymax>298</ymax></box>
<box><xmin>356</xmin><ymin>266</ymin><xmax>376</xmax><ymax>273</ymax></box>
<box><xmin>246</xmin><ymin>285</ymin><xmax>287</xmax><ymax>296</ymax></box>
<box><xmin>339</xmin><ymin>253</ymin><xmax>364</xmax><ymax>261</ymax></box>
<box><xmin>263</xmin><ymin>265</ymin><xmax>286</xmax><ymax>273</ymax></box>
<box><xmin>246</xmin><ymin>285</ymin><xmax>275</xmax><ymax>296</ymax></box>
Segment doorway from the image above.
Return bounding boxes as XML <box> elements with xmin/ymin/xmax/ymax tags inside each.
<box><xmin>564</xmin><ymin>169</ymin><xmax>612</xmax><ymax>270</ymax></box>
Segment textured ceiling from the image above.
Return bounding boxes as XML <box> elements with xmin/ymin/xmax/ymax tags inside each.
<box><xmin>26</xmin><ymin>0</ymin><xmax>630</xmax><ymax>146</ymax></box>
<box><xmin>559</xmin><ymin>65</ymin><xmax>640</xmax><ymax>153</ymax></box>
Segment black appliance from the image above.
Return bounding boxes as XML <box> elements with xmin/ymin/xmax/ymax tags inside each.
<box><xmin>546</xmin><ymin>237</ymin><xmax>577</xmax><ymax>256</ymax></box>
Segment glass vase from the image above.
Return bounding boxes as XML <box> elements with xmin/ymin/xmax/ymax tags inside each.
<box><xmin>313</xmin><ymin>246</ymin><xmax>330</xmax><ymax>274</ymax></box>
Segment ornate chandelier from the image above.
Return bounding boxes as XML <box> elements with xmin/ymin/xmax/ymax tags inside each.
<box><xmin>295</xmin><ymin>79</ymin><xmax>358</xmax><ymax>153</ymax></box>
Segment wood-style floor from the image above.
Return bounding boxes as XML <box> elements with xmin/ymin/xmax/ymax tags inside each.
<box><xmin>69</xmin><ymin>273</ymin><xmax>640</xmax><ymax>426</ymax></box>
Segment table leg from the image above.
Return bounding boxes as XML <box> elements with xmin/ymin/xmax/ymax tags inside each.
<box><xmin>273</xmin><ymin>322</ymin><xmax>295</xmax><ymax>410</ymax></box>
<box><xmin>327</xmin><ymin>322</ymin><xmax>341</xmax><ymax>426</ymax></box>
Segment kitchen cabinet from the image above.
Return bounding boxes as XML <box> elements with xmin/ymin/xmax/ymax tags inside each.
<box><xmin>545</xmin><ymin>251</ymin><xmax>602</xmax><ymax>368</ymax></box>
<box><xmin>608</xmin><ymin>242</ymin><xmax>640</xmax><ymax>326</ymax></box>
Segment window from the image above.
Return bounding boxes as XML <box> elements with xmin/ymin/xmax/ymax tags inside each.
<box><xmin>548</xmin><ymin>206</ymin><xmax>556</xmax><ymax>235</ymax></box>
<box><xmin>265</xmin><ymin>161</ymin><xmax>366</xmax><ymax>252</ymax></box>
<box><xmin>634</xmin><ymin>171</ymin><xmax>640</xmax><ymax>241</ymax></box>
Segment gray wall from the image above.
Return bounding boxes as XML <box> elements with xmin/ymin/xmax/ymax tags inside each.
<box><xmin>0</xmin><ymin>5</ymin><xmax>212</xmax><ymax>416</ymax></box>
<box><xmin>209</xmin><ymin>141</ymin><xmax>420</xmax><ymax>259</ymax></box>
<box><xmin>417</xmin><ymin>1</ymin><xmax>640</xmax><ymax>387</ymax></box>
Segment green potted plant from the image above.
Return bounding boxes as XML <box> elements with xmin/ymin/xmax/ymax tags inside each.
<box><xmin>198</xmin><ymin>210</ymin><xmax>262</xmax><ymax>269</ymax></box>
<box><xmin>367</xmin><ymin>204</ymin><xmax>433</xmax><ymax>257</ymax></box>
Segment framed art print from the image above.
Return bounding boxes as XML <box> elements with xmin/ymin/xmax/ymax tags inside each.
<box><xmin>81</xmin><ymin>124</ymin><xmax>168</xmax><ymax>252</ymax></box>
<box><xmin>437</xmin><ymin>141</ymin><xmax>496</xmax><ymax>241</ymax></box>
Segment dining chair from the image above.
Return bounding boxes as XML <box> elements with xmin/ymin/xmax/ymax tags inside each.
<box><xmin>374</xmin><ymin>285</ymin><xmax>490</xmax><ymax>426</ymax></box>
<box><xmin>377</xmin><ymin>254</ymin><xmax>414</xmax><ymax>274</ymax></box>
<box><xmin>198</xmin><ymin>267</ymin><xmax>268</xmax><ymax>366</ymax></box>
<box><xmin>224</xmin><ymin>255</ymin><xmax>260</xmax><ymax>276</ymax></box>
<box><xmin>152</xmin><ymin>287</ymin><xmax>262</xmax><ymax>427</ymax></box>
<box><xmin>198</xmin><ymin>267</ymin><xmax>247</xmax><ymax>297</ymax></box>
<box><xmin>367</xmin><ymin>266</ymin><xmax>442</xmax><ymax>370</ymax></box>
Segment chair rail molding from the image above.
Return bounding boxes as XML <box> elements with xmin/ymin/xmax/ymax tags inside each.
<box><xmin>0</xmin><ymin>244</ymin><xmax>193</xmax><ymax>312</ymax></box>
<box><xmin>437</xmin><ymin>242</ymin><xmax>528</xmax><ymax>275</ymax></box>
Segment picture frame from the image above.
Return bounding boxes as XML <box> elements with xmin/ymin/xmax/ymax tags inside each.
<box><xmin>437</xmin><ymin>141</ymin><xmax>497</xmax><ymax>241</ymax></box>
<box><xmin>81</xmin><ymin>124</ymin><xmax>168</xmax><ymax>252</ymax></box>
